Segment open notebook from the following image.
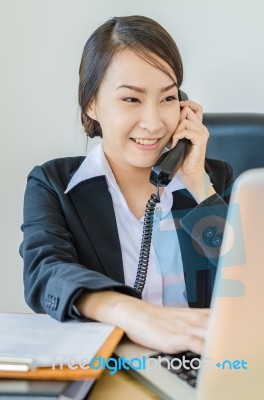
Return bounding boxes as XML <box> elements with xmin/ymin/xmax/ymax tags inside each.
<box><xmin>0</xmin><ymin>313</ymin><xmax>123</xmax><ymax>380</ymax></box>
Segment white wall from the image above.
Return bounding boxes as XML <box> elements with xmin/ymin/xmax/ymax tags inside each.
<box><xmin>1</xmin><ymin>0</ymin><xmax>264</xmax><ymax>313</ymax></box>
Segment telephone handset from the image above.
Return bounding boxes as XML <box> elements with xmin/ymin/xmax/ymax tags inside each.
<box><xmin>134</xmin><ymin>90</ymin><xmax>192</xmax><ymax>295</ymax></box>
<box><xmin>150</xmin><ymin>88</ymin><xmax>191</xmax><ymax>185</ymax></box>
<box><xmin>150</xmin><ymin>138</ymin><xmax>192</xmax><ymax>187</ymax></box>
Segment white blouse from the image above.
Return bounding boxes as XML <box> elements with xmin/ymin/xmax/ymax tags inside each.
<box><xmin>65</xmin><ymin>142</ymin><xmax>188</xmax><ymax>307</ymax></box>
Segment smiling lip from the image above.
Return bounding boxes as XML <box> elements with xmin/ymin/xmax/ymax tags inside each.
<box><xmin>131</xmin><ymin>138</ymin><xmax>161</xmax><ymax>145</ymax></box>
<box><xmin>130</xmin><ymin>137</ymin><xmax>161</xmax><ymax>150</ymax></box>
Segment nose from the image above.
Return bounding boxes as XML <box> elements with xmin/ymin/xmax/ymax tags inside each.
<box><xmin>139</xmin><ymin>102</ymin><xmax>164</xmax><ymax>134</ymax></box>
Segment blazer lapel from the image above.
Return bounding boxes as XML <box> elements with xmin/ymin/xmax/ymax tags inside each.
<box><xmin>68</xmin><ymin>176</ymin><xmax>125</xmax><ymax>284</ymax></box>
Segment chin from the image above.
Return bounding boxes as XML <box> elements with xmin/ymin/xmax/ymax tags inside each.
<box><xmin>129</xmin><ymin>154</ymin><xmax>159</xmax><ymax>168</ymax></box>
<box><xmin>130</xmin><ymin>161</ymin><xmax>154</xmax><ymax>170</ymax></box>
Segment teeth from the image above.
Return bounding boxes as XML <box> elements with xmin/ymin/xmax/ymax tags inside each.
<box><xmin>133</xmin><ymin>138</ymin><xmax>159</xmax><ymax>145</ymax></box>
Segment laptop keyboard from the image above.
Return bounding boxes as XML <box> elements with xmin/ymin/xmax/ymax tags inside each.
<box><xmin>150</xmin><ymin>351</ymin><xmax>200</xmax><ymax>388</ymax></box>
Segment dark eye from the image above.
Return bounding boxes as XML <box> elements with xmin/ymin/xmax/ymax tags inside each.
<box><xmin>163</xmin><ymin>96</ymin><xmax>178</xmax><ymax>102</ymax></box>
<box><xmin>123</xmin><ymin>97</ymin><xmax>140</xmax><ymax>103</ymax></box>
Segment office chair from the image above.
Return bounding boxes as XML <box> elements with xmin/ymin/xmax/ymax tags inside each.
<box><xmin>179</xmin><ymin>91</ymin><xmax>264</xmax><ymax>179</ymax></box>
<box><xmin>204</xmin><ymin>113</ymin><xmax>264</xmax><ymax>180</ymax></box>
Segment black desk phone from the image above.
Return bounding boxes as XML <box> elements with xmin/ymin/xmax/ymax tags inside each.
<box><xmin>134</xmin><ymin>90</ymin><xmax>192</xmax><ymax>294</ymax></box>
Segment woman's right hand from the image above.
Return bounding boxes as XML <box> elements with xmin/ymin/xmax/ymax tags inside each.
<box><xmin>76</xmin><ymin>290</ymin><xmax>209</xmax><ymax>355</ymax></box>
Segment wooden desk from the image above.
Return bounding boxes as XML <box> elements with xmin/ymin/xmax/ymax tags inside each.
<box><xmin>88</xmin><ymin>369</ymin><xmax>160</xmax><ymax>400</ymax></box>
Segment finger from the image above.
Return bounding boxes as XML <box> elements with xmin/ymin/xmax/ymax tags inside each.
<box><xmin>175</xmin><ymin>331</ymin><xmax>207</xmax><ymax>354</ymax></box>
<box><xmin>170</xmin><ymin>307</ymin><xmax>210</xmax><ymax>316</ymax></box>
<box><xmin>180</xmin><ymin>99</ymin><xmax>203</xmax><ymax>114</ymax></box>
<box><xmin>180</xmin><ymin>100</ymin><xmax>203</xmax><ymax>121</ymax></box>
<box><xmin>188</xmin><ymin>335</ymin><xmax>205</xmax><ymax>355</ymax></box>
<box><xmin>195</xmin><ymin>309</ymin><xmax>210</xmax><ymax>315</ymax></box>
<box><xmin>181</xmin><ymin>313</ymin><xmax>209</xmax><ymax>329</ymax></box>
<box><xmin>173</xmin><ymin>119</ymin><xmax>208</xmax><ymax>141</ymax></box>
<box><xmin>171</xmin><ymin>128</ymin><xmax>207</xmax><ymax>148</ymax></box>
<box><xmin>179</xmin><ymin>105</ymin><xmax>199</xmax><ymax>123</ymax></box>
<box><xmin>188</xmin><ymin>327</ymin><xmax>208</xmax><ymax>339</ymax></box>
<box><xmin>170</xmin><ymin>130</ymin><xmax>196</xmax><ymax>148</ymax></box>
<box><xmin>175</xmin><ymin>119</ymin><xmax>203</xmax><ymax>134</ymax></box>
<box><xmin>170</xmin><ymin>310</ymin><xmax>209</xmax><ymax>329</ymax></box>
<box><xmin>179</xmin><ymin>105</ymin><xmax>189</xmax><ymax>122</ymax></box>
<box><xmin>170</xmin><ymin>319</ymin><xmax>208</xmax><ymax>334</ymax></box>
<box><xmin>181</xmin><ymin>106</ymin><xmax>202</xmax><ymax>124</ymax></box>
<box><xmin>169</xmin><ymin>333</ymin><xmax>205</xmax><ymax>355</ymax></box>
<box><xmin>176</xmin><ymin>308</ymin><xmax>210</xmax><ymax>315</ymax></box>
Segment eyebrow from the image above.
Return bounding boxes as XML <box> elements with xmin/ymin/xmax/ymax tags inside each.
<box><xmin>116</xmin><ymin>83</ymin><xmax>178</xmax><ymax>93</ymax></box>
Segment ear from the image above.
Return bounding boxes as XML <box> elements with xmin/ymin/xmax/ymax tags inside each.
<box><xmin>86</xmin><ymin>100</ymin><xmax>98</xmax><ymax>121</ymax></box>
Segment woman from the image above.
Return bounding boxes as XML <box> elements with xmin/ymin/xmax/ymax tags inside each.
<box><xmin>20</xmin><ymin>15</ymin><xmax>232</xmax><ymax>355</ymax></box>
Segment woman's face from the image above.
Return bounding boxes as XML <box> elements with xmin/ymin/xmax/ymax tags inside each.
<box><xmin>87</xmin><ymin>49</ymin><xmax>180</xmax><ymax>171</ymax></box>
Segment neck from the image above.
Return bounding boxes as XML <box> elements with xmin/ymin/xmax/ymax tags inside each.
<box><xmin>104</xmin><ymin>152</ymin><xmax>161</xmax><ymax>219</ymax></box>
<box><xmin>105</xmin><ymin>153</ymin><xmax>156</xmax><ymax>193</ymax></box>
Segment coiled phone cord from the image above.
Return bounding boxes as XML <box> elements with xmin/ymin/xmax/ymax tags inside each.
<box><xmin>133</xmin><ymin>185</ymin><xmax>160</xmax><ymax>295</ymax></box>
<box><xmin>133</xmin><ymin>136</ymin><xmax>191</xmax><ymax>296</ymax></box>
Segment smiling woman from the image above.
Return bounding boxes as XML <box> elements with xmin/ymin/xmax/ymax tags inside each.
<box><xmin>85</xmin><ymin>49</ymin><xmax>182</xmax><ymax>218</ymax></box>
<box><xmin>20</xmin><ymin>15</ymin><xmax>233</xmax><ymax>355</ymax></box>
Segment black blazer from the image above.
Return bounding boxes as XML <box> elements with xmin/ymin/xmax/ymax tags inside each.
<box><xmin>20</xmin><ymin>156</ymin><xmax>233</xmax><ymax>321</ymax></box>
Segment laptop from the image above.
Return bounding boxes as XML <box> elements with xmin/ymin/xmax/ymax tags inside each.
<box><xmin>115</xmin><ymin>168</ymin><xmax>264</xmax><ymax>400</ymax></box>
